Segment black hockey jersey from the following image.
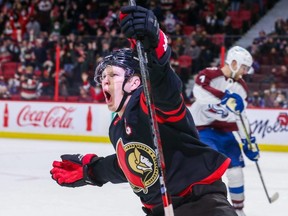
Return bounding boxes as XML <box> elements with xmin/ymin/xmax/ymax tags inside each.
<box><xmin>92</xmin><ymin>53</ymin><xmax>230</xmax><ymax>208</ymax></box>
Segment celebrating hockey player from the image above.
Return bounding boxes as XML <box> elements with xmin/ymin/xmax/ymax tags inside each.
<box><xmin>50</xmin><ymin>5</ymin><xmax>238</xmax><ymax>216</ymax></box>
<box><xmin>189</xmin><ymin>46</ymin><xmax>260</xmax><ymax>216</ymax></box>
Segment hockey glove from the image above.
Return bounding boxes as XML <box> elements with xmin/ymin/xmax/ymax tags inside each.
<box><xmin>241</xmin><ymin>136</ymin><xmax>260</xmax><ymax>161</ymax></box>
<box><xmin>221</xmin><ymin>90</ymin><xmax>244</xmax><ymax>114</ymax></box>
<box><xmin>50</xmin><ymin>154</ymin><xmax>102</xmax><ymax>187</ymax></box>
<box><xmin>119</xmin><ymin>6</ymin><xmax>159</xmax><ymax>51</ymax></box>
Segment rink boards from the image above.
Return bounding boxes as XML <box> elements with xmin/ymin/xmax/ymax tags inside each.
<box><xmin>0</xmin><ymin>100</ymin><xmax>287</xmax><ymax>152</ymax></box>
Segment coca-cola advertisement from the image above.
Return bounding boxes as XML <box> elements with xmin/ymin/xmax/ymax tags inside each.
<box><xmin>17</xmin><ymin>105</ymin><xmax>75</xmax><ymax>128</ymax></box>
<box><xmin>86</xmin><ymin>106</ymin><xmax>92</xmax><ymax>131</ymax></box>
<box><xmin>0</xmin><ymin>101</ymin><xmax>287</xmax><ymax>148</ymax></box>
<box><xmin>0</xmin><ymin>101</ymin><xmax>111</xmax><ymax>137</ymax></box>
<box><xmin>3</xmin><ymin>103</ymin><xmax>8</xmax><ymax>127</ymax></box>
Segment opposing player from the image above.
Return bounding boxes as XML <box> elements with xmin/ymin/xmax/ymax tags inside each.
<box><xmin>50</xmin><ymin>6</ymin><xmax>237</xmax><ymax>216</ymax></box>
<box><xmin>189</xmin><ymin>46</ymin><xmax>260</xmax><ymax>216</ymax></box>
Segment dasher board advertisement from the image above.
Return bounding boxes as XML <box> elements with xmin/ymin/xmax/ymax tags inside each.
<box><xmin>0</xmin><ymin>101</ymin><xmax>287</xmax><ymax>151</ymax></box>
<box><xmin>0</xmin><ymin>101</ymin><xmax>111</xmax><ymax>142</ymax></box>
<box><xmin>246</xmin><ymin>108</ymin><xmax>288</xmax><ymax>146</ymax></box>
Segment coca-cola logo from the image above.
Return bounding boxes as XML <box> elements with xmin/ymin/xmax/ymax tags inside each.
<box><xmin>251</xmin><ymin>119</ymin><xmax>288</xmax><ymax>139</ymax></box>
<box><xmin>17</xmin><ymin>105</ymin><xmax>75</xmax><ymax>128</ymax></box>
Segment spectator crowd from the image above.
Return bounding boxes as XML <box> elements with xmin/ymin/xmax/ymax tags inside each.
<box><xmin>244</xmin><ymin>17</ymin><xmax>288</xmax><ymax>109</ymax></box>
<box><xmin>0</xmin><ymin>0</ymin><xmax>286</xmax><ymax>108</ymax></box>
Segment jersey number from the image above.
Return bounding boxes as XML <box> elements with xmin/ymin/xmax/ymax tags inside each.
<box><xmin>199</xmin><ymin>75</ymin><xmax>205</xmax><ymax>83</ymax></box>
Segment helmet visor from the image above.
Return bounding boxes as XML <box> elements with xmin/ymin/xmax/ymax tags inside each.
<box><xmin>94</xmin><ymin>49</ymin><xmax>140</xmax><ymax>85</ymax></box>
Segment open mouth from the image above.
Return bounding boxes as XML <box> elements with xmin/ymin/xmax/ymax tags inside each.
<box><xmin>104</xmin><ymin>91</ymin><xmax>112</xmax><ymax>103</ymax></box>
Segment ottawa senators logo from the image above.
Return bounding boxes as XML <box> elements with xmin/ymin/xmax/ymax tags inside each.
<box><xmin>116</xmin><ymin>139</ymin><xmax>158</xmax><ymax>194</ymax></box>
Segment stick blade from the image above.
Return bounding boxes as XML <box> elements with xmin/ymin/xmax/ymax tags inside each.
<box><xmin>269</xmin><ymin>192</ymin><xmax>279</xmax><ymax>203</ymax></box>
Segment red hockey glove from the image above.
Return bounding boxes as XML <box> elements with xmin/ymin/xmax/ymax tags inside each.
<box><xmin>50</xmin><ymin>154</ymin><xmax>102</xmax><ymax>187</ymax></box>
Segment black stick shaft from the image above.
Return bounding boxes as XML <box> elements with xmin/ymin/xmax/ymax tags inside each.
<box><xmin>239</xmin><ymin>114</ymin><xmax>274</xmax><ymax>203</ymax></box>
<box><xmin>128</xmin><ymin>1</ymin><xmax>174</xmax><ymax>215</ymax></box>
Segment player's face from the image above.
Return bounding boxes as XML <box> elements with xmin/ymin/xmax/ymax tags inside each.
<box><xmin>235</xmin><ymin>64</ymin><xmax>250</xmax><ymax>80</ymax></box>
<box><xmin>101</xmin><ymin>66</ymin><xmax>126</xmax><ymax>112</ymax></box>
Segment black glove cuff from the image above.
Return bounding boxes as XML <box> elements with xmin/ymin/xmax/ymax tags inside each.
<box><xmin>83</xmin><ymin>157</ymin><xmax>104</xmax><ymax>186</ymax></box>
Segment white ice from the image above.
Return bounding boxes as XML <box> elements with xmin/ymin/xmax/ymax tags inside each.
<box><xmin>0</xmin><ymin>138</ymin><xmax>287</xmax><ymax>216</ymax></box>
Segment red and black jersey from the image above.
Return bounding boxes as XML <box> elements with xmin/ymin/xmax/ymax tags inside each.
<box><xmin>92</xmin><ymin>54</ymin><xmax>230</xmax><ymax>208</ymax></box>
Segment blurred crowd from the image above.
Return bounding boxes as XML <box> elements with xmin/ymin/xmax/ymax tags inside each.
<box><xmin>247</xmin><ymin>83</ymin><xmax>288</xmax><ymax>109</ymax></box>
<box><xmin>244</xmin><ymin>17</ymin><xmax>288</xmax><ymax>109</ymax></box>
<box><xmin>0</xmin><ymin>0</ymin><xmax>285</xmax><ymax>108</ymax></box>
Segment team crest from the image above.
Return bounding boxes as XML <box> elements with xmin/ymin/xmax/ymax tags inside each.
<box><xmin>116</xmin><ymin>139</ymin><xmax>159</xmax><ymax>194</ymax></box>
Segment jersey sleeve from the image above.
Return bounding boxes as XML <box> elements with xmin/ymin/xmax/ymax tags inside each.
<box><xmin>193</xmin><ymin>68</ymin><xmax>225</xmax><ymax>105</ymax></box>
<box><xmin>91</xmin><ymin>154</ymin><xmax>127</xmax><ymax>185</ymax></box>
<box><xmin>140</xmin><ymin>47</ymin><xmax>187</xmax><ymax>124</ymax></box>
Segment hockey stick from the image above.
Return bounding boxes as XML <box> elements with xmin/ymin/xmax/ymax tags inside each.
<box><xmin>225</xmin><ymin>80</ymin><xmax>279</xmax><ymax>204</ymax></box>
<box><xmin>128</xmin><ymin>1</ymin><xmax>174</xmax><ymax>215</ymax></box>
<box><xmin>238</xmin><ymin>114</ymin><xmax>279</xmax><ymax>203</ymax></box>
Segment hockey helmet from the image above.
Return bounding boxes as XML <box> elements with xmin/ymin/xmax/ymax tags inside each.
<box><xmin>94</xmin><ymin>48</ymin><xmax>140</xmax><ymax>84</ymax></box>
<box><xmin>225</xmin><ymin>46</ymin><xmax>253</xmax><ymax>78</ymax></box>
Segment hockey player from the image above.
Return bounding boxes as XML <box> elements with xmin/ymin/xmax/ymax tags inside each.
<box><xmin>50</xmin><ymin>6</ymin><xmax>237</xmax><ymax>216</ymax></box>
<box><xmin>189</xmin><ymin>46</ymin><xmax>260</xmax><ymax>216</ymax></box>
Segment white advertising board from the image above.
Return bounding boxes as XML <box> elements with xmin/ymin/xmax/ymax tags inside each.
<box><xmin>0</xmin><ymin>101</ymin><xmax>111</xmax><ymax>138</ymax></box>
<box><xmin>246</xmin><ymin>108</ymin><xmax>288</xmax><ymax>146</ymax></box>
<box><xmin>0</xmin><ymin>101</ymin><xmax>287</xmax><ymax>151</ymax></box>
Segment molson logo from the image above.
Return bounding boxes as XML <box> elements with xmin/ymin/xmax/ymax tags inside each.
<box><xmin>251</xmin><ymin>112</ymin><xmax>288</xmax><ymax>138</ymax></box>
<box><xmin>17</xmin><ymin>105</ymin><xmax>75</xmax><ymax>128</ymax></box>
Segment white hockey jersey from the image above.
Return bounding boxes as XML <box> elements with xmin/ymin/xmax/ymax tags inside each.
<box><xmin>189</xmin><ymin>67</ymin><xmax>249</xmax><ymax>132</ymax></box>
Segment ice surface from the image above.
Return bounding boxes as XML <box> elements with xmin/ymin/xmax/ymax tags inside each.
<box><xmin>0</xmin><ymin>138</ymin><xmax>287</xmax><ymax>216</ymax></box>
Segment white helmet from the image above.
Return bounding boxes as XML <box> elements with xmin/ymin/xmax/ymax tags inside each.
<box><xmin>225</xmin><ymin>46</ymin><xmax>253</xmax><ymax>78</ymax></box>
